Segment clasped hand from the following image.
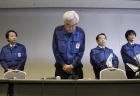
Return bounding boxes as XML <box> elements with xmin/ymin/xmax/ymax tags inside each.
<box><xmin>62</xmin><ymin>64</ymin><xmax>73</xmax><ymax>74</ymax></box>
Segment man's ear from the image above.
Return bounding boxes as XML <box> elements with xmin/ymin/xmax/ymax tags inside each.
<box><xmin>96</xmin><ymin>40</ymin><xmax>98</xmax><ymax>43</ymax></box>
<box><xmin>7</xmin><ymin>39</ymin><xmax>9</xmax><ymax>42</ymax></box>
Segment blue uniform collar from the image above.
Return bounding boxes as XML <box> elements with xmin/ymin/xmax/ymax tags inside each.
<box><xmin>97</xmin><ymin>46</ymin><xmax>106</xmax><ymax>50</ymax></box>
<box><xmin>63</xmin><ymin>26</ymin><xmax>77</xmax><ymax>35</ymax></box>
<box><xmin>127</xmin><ymin>42</ymin><xmax>135</xmax><ymax>46</ymax></box>
<box><xmin>98</xmin><ymin>45</ymin><xmax>105</xmax><ymax>49</ymax></box>
<box><xmin>10</xmin><ymin>44</ymin><xmax>16</xmax><ymax>47</ymax></box>
<box><xmin>8</xmin><ymin>43</ymin><xmax>17</xmax><ymax>48</ymax></box>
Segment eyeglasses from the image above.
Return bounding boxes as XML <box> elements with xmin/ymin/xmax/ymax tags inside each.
<box><xmin>65</xmin><ymin>23</ymin><xmax>77</xmax><ymax>28</ymax></box>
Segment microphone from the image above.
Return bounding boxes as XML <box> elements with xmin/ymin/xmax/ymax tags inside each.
<box><xmin>68</xmin><ymin>71</ymin><xmax>78</xmax><ymax>96</ymax></box>
<box><xmin>40</xmin><ymin>77</ymin><xmax>45</xmax><ymax>96</ymax></box>
<box><xmin>68</xmin><ymin>71</ymin><xmax>78</xmax><ymax>79</ymax></box>
<box><xmin>68</xmin><ymin>75</ymin><xmax>78</xmax><ymax>79</ymax></box>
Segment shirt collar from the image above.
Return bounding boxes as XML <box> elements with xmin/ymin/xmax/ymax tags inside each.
<box><xmin>9</xmin><ymin>43</ymin><xmax>16</xmax><ymax>47</ymax></box>
<box><xmin>128</xmin><ymin>42</ymin><xmax>135</xmax><ymax>45</ymax></box>
<box><xmin>98</xmin><ymin>45</ymin><xmax>105</xmax><ymax>49</ymax></box>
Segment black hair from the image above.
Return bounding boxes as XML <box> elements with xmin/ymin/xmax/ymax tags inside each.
<box><xmin>5</xmin><ymin>30</ymin><xmax>18</xmax><ymax>39</ymax></box>
<box><xmin>5</xmin><ymin>30</ymin><xmax>18</xmax><ymax>42</ymax></box>
<box><xmin>125</xmin><ymin>30</ymin><xmax>136</xmax><ymax>41</ymax></box>
<box><xmin>96</xmin><ymin>33</ymin><xmax>107</xmax><ymax>40</ymax></box>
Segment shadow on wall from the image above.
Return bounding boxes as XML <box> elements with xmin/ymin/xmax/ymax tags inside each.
<box><xmin>0</xmin><ymin>59</ymin><xmax>125</xmax><ymax>79</ymax></box>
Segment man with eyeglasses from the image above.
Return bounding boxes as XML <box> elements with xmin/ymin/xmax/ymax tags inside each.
<box><xmin>90</xmin><ymin>33</ymin><xmax>119</xmax><ymax>79</ymax></box>
<box><xmin>52</xmin><ymin>11</ymin><xmax>85</xmax><ymax>79</ymax></box>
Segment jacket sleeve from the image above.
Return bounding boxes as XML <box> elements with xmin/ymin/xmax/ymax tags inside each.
<box><xmin>52</xmin><ymin>29</ymin><xmax>65</xmax><ymax>66</ymax></box>
<box><xmin>121</xmin><ymin>46</ymin><xmax>139</xmax><ymax>66</ymax></box>
<box><xmin>112</xmin><ymin>50</ymin><xmax>119</xmax><ymax>68</ymax></box>
<box><xmin>90</xmin><ymin>50</ymin><xmax>107</xmax><ymax>70</ymax></box>
<box><xmin>17</xmin><ymin>45</ymin><xmax>27</xmax><ymax>70</ymax></box>
<box><xmin>0</xmin><ymin>48</ymin><xmax>9</xmax><ymax>71</ymax></box>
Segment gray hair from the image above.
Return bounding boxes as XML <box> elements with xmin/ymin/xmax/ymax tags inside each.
<box><xmin>63</xmin><ymin>11</ymin><xmax>79</xmax><ymax>23</ymax></box>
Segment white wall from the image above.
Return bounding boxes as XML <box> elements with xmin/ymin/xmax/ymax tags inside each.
<box><xmin>0</xmin><ymin>8</ymin><xmax>140</xmax><ymax>79</ymax></box>
<box><xmin>1</xmin><ymin>0</ymin><xmax>140</xmax><ymax>8</ymax></box>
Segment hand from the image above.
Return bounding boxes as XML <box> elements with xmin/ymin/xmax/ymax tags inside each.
<box><xmin>62</xmin><ymin>64</ymin><xmax>73</xmax><ymax>74</ymax></box>
<box><xmin>108</xmin><ymin>67</ymin><xmax>116</xmax><ymax>71</ymax></box>
<box><xmin>13</xmin><ymin>69</ymin><xmax>20</xmax><ymax>73</ymax></box>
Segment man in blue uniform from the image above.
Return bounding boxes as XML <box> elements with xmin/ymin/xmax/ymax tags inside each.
<box><xmin>52</xmin><ymin>11</ymin><xmax>85</xmax><ymax>79</ymax></box>
<box><xmin>90</xmin><ymin>33</ymin><xmax>119</xmax><ymax>79</ymax></box>
<box><xmin>121</xmin><ymin>30</ymin><xmax>140</xmax><ymax>79</ymax></box>
<box><xmin>0</xmin><ymin>30</ymin><xmax>27</xmax><ymax>72</ymax></box>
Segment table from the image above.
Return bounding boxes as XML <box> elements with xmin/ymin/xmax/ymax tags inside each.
<box><xmin>0</xmin><ymin>79</ymin><xmax>9</xmax><ymax>96</ymax></box>
<box><xmin>8</xmin><ymin>79</ymin><xmax>140</xmax><ymax>96</ymax></box>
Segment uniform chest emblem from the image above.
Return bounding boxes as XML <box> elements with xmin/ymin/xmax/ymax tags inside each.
<box><xmin>76</xmin><ymin>43</ymin><xmax>80</xmax><ymax>49</ymax></box>
<box><xmin>18</xmin><ymin>53</ymin><xmax>21</xmax><ymax>57</ymax></box>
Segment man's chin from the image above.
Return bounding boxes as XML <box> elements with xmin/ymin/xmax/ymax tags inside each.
<box><xmin>12</xmin><ymin>41</ymin><xmax>16</xmax><ymax>43</ymax></box>
<box><xmin>68</xmin><ymin>31</ymin><xmax>73</xmax><ymax>33</ymax></box>
<box><xmin>101</xmin><ymin>44</ymin><xmax>105</xmax><ymax>46</ymax></box>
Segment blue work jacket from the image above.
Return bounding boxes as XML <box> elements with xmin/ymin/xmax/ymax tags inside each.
<box><xmin>52</xmin><ymin>25</ymin><xmax>85</xmax><ymax>67</ymax></box>
<box><xmin>0</xmin><ymin>43</ymin><xmax>27</xmax><ymax>72</ymax></box>
<box><xmin>121</xmin><ymin>42</ymin><xmax>140</xmax><ymax>71</ymax></box>
<box><xmin>90</xmin><ymin>46</ymin><xmax>119</xmax><ymax>70</ymax></box>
